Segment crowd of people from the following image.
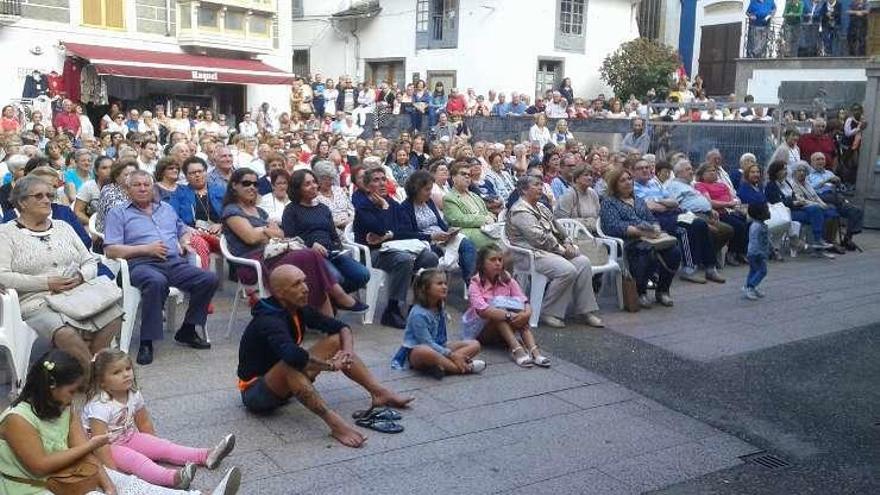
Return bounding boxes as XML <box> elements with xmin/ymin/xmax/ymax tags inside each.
<box><xmin>0</xmin><ymin>70</ymin><xmax>870</xmax><ymax>493</ymax></box>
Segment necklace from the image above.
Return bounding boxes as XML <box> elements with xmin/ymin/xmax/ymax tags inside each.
<box><xmin>195</xmin><ymin>190</ymin><xmax>214</xmax><ymax>222</ymax></box>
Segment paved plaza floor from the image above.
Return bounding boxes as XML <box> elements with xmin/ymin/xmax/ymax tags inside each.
<box><xmin>4</xmin><ymin>232</ymin><xmax>880</xmax><ymax>494</ymax></box>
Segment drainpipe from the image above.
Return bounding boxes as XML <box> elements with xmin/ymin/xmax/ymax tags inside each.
<box><xmin>351</xmin><ymin>19</ymin><xmax>361</xmax><ymax>80</ymax></box>
<box><xmin>165</xmin><ymin>0</ymin><xmax>172</xmax><ymax>36</ymax></box>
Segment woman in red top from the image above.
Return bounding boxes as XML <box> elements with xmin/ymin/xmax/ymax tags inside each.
<box><xmin>694</xmin><ymin>162</ymin><xmax>749</xmax><ymax>265</ymax></box>
<box><xmin>0</xmin><ymin>105</ymin><xmax>20</xmax><ymax>133</ymax></box>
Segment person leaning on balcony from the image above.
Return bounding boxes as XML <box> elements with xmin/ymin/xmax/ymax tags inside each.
<box><xmin>819</xmin><ymin>0</ymin><xmax>842</xmax><ymax>56</ymax></box>
<box><xmin>801</xmin><ymin>0</ymin><xmax>824</xmax><ymax>56</ymax></box>
<box><xmin>782</xmin><ymin>0</ymin><xmax>802</xmax><ymax>56</ymax></box>
<box><xmin>847</xmin><ymin>0</ymin><xmax>869</xmax><ymax>56</ymax></box>
<box><xmin>746</xmin><ymin>0</ymin><xmax>776</xmax><ymax>57</ymax></box>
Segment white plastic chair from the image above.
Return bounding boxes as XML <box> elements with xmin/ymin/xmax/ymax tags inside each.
<box><xmin>0</xmin><ymin>289</ymin><xmax>39</xmax><ymax>396</ymax></box>
<box><xmin>557</xmin><ymin>218</ymin><xmax>624</xmax><ymax>310</ymax></box>
<box><xmin>220</xmin><ymin>235</ymin><xmax>267</xmax><ymax>339</ymax></box>
<box><xmin>343</xmin><ymin>224</ymin><xmax>387</xmax><ymax>325</ymax></box>
<box><xmin>116</xmin><ymin>252</ymin><xmax>202</xmax><ymax>354</ymax></box>
<box><xmin>499</xmin><ymin>222</ymin><xmax>548</xmax><ymax>328</ymax></box>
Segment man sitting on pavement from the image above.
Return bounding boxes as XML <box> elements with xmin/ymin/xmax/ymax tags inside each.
<box><xmin>237</xmin><ymin>265</ymin><xmax>414</xmax><ymax>448</ymax></box>
<box><xmin>104</xmin><ymin>170</ymin><xmax>218</xmax><ymax>365</ymax></box>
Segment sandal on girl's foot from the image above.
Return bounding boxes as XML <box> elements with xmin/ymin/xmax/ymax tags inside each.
<box><xmin>355</xmin><ymin>417</ymin><xmax>405</xmax><ymax>434</ymax></box>
<box><xmin>511</xmin><ymin>346</ymin><xmax>533</xmax><ymax>368</ymax></box>
<box><xmin>528</xmin><ymin>346</ymin><xmax>551</xmax><ymax>368</ymax></box>
<box><xmin>206</xmin><ymin>434</ymin><xmax>236</xmax><ymax>470</ymax></box>
<box><xmin>175</xmin><ymin>462</ymin><xmax>197</xmax><ymax>489</ymax></box>
<box><xmin>352</xmin><ymin>407</ymin><xmax>402</xmax><ymax>421</ymax></box>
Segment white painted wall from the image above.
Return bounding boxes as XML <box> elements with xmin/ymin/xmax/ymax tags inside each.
<box><xmin>294</xmin><ymin>0</ymin><xmax>639</xmax><ymax>98</ymax></box>
<box><xmin>0</xmin><ymin>3</ymin><xmax>293</xmax><ymax>111</ymax></box>
<box><xmin>747</xmin><ymin>68</ymin><xmax>866</xmax><ymax>103</ymax></box>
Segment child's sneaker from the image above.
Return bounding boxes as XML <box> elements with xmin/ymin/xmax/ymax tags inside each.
<box><xmin>753</xmin><ymin>286</ymin><xmax>766</xmax><ymax>298</ymax></box>
<box><xmin>211</xmin><ymin>466</ymin><xmax>241</xmax><ymax>495</ymax></box>
<box><xmin>206</xmin><ymin>434</ymin><xmax>236</xmax><ymax>470</ymax></box>
<box><xmin>175</xmin><ymin>462</ymin><xmax>197</xmax><ymax>489</ymax></box>
<box><xmin>468</xmin><ymin>359</ymin><xmax>487</xmax><ymax>374</ymax></box>
<box><xmin>742</xmin><ymin>286</ymin><xmax>759</xmax><ymax>301</ymax></box>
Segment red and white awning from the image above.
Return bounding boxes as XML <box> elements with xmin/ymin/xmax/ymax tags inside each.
<box><xmin>64</xmin><ymin>42</ymin><xmax>294</xmax><ymax>86</ymax></box>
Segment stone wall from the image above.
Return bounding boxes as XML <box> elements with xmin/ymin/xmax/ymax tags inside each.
<box><xmin>136</xmin><ymin>0</ymin><xmax>174</xmax><ymax>35</ymax></box>
<box><xmin>21</xmin><ymin>0</ymin><xmax>69</xmax><ymax>23</ymax></box>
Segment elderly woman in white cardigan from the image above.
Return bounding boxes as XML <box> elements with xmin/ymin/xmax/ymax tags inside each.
<box><xmin>0</xmin><ymin>176</ymin><xmax>122</xmax><ymax>372</ymax></box>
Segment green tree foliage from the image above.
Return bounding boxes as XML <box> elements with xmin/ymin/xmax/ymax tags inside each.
<box><xmin>600</xmin><ymin>38</ymin><xmax>680</xmax><ymax>99</ymax></box>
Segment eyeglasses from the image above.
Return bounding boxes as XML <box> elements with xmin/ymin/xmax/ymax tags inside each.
<box><xmin>186</xmin><ymin>169</ymin><xmax>206</xmax><ymax>175</ymax></box>
<box><xmin>239</xmin><ymin>180</ymin><xmax>259</xmax><ymax>188</ymax></box>
<box><xmin>26</xmin><ymin>192</ymin><xmax>53</xmax><ymax>200</ymax></box>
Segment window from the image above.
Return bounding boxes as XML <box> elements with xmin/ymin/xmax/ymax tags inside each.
<box><xmin>637</xmin><ymin>0</ymin><xmax>662</xmax><ymax>40</ymax></box>
<box><xmin>250</xmin><ymin>16</ymin><xmax>269</xmax><ymax>35</ymax></box>
<box><xmin>415</xmin><ymin>0</ymin><xmax>458</xmax><ymax>49</ymax></box>
<box><xmin>555</xmin><ymin>0</ymin><xmax>587</xmax><ymax>52</ymax></box>
<box><xmin>292</xmin><ymin>0</ymin><xmax>304</xmax><ymax>18</ymax></box>
<box><xmin>226</xmin><ymin>10</ymin><xmax>245</xmax><ymax>31</ymax></box>
<box><xmin>198</xmin><ymin>6</ymin><xmax>218</xmax><ymax>28</ymax></box>
<box><xmin>82</xmin><ymin>0</ymin><xmax>125</xmax><ymax>29</ymax></box>
<box><xmin>292</xmin><ymin>49</ymin><xmax>310</xmax><ymax>78</ymax></box>
<box><xmin>536</xmin><ymin>59</ymin><xmax>564</xmax><ymax>100</ymax></box>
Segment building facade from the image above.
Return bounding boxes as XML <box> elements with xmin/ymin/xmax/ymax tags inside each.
<box><xmin>290</xmin><ymin>0</ymin><xmax>640</xmax><ymax>100</ymax></box>
<box><xmin>0</xmin><ymin>0</ymin><xmax>294</xmax><ymax>119</ymax></box>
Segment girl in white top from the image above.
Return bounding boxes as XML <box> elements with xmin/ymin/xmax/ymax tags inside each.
<box><xmin>528</xmin><ymin>113</ymin><xmax>552</xmax><ymax>149</ymax></box>
<box><xmin>84</xmin><ymin>350</ymin><xmax>236</xmax><ymax>490</ymax></box>
<box><xmin>324</xmin><ymin>79</ymin><xmax>338</xmax><ymax>116</ymax></box>
<box><xmin>169</xmin><ymin>108</ymin><xmax>192</xmax><ymax>134</ymax></box>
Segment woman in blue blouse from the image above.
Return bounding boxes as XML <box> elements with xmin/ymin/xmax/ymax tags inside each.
<box><xmin>282</xmin><ymin>169</ymin><xmax>370</xmax><ymax>293</ymax></box>
<box><xmin>736</xmin><ymin>161</ymin><xmax>768</xmax><ymax>205</ymax></box>
<box><xmin>428</xmin><ymin>82</ymin><xmax>448</xmax><ymax>128</ymax></box>
<box><xmin>599</xmin><ymin>168</ymin><xmax>682</xmax><ymax>309</ymax></box>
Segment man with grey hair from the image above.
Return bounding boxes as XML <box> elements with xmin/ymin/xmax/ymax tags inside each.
<box><xmin>665</xmin><ymin>160</ymin><xmax>731</xmax><ymax>283</ymax></box>
<box><xmin>807</xmin><ymin>152</ymin><xmax>863</xmax><ymax>250</ymax></box>
<box><xmin>545</xmin><ymin>91</ymin><xmax>568</xmax><ymax>118</ymax></box>
<box><xmin>104</xmin><ymin>169</ymin><xmax>218</xmax><ymax>365</ymax></box>
<box><xmin>208</xmin><ymin>145</ymin><xmax>235</xmax><ymax>190</ymax></box>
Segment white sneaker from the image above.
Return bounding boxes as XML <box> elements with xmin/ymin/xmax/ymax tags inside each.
<box><xmin>206</xmin><ymin>434</ymin><xmax>236</xmax><ymax>470</ymax></box>
<box><xmin>753</xmin><ymin>287</ymin><xmax>766</xmax><ymax>298</ymax></box>
<box><xmin>211</xmin><ymin>466</ymin><xmax>241</xmax><ymax>495</ymax></box>
<box><xmin>742</xmin><ymin>287</ymin><xmax>759</xmax><ymax>301</ymax></box>
<box><xmin>175</xmin><ymin>462</ymin><xmax>197</xmax><ymax>490</ymax></box>
<box><xmin>468</xmin><ymin>359</ymin><xmax>487</xmax><ymax>374</ymax></box>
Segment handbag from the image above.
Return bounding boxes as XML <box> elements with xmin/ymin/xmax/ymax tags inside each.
<box><xmin>45</xmin><ymin>276</ymin><xmax>122</xmax><ymax>321</ymax></box>
<box><xmin>638</xmin><ymin>233</ymin><xmax>677</xmax><ymax>251</ymax></box>
<box><xmin>379</xmin><ymin>239</ymin><xmax>430</xmax><ymax>254</ymax></box>
<box><xmin>766</xmin><ymin>202</ymin><xmax>791</xmax><ymax>231</ymax></box>
<box><xmin>3</xmin><ymin>457</ymin><xmax>101</xmax><ymax>495</ymax></box>
<box><xmin>263</xmin><ymin>237</ymin><xmax>306</xmax><ymax>260</ymax></box>
<box><xmin>621</xmin><ymin>269</ymin><xmax>641</xmax><ymax>313</ymax></box>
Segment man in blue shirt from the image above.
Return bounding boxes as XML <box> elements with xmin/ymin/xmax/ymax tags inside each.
<box><xmin>807</xmin><ymin>152</ymin><xmax>864</xmax><ymax>250</ymax></box>
<box><xmin>104</xmin><ymin>170</ymin><xmax>219</xmax><ymax>365</ymax></box>
<box><xmin>746</xmin><ymin>0</ymin><xmax>777</xmax><ymax>57</ymax></box>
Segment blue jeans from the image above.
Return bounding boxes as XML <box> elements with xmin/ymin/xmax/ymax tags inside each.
<box><xmin>326</xmin><ymin>255</ymin><xmax>371</xmax><ymax>293</ymax></box>
<box><xmin>746</xmin><ymin>254</ymin><xmax>767</xmax><ymax>289</ymax></box>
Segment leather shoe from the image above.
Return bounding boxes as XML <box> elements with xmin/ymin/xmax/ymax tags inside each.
<box><xmin>540</xmin><ymin>315</ymin><xmax>565</xmax><ymax>328</ymax></box>
<box><xmin>584</xmin><ymin>313</ymin><xmax>604</xmax><ymax>328</ymax></box>
<box><xmin>380</xmin><ymin>309</ymin><xmax>406</xmax><ymax>329</ymax></box>
<box><xmin>174</xmin><ymin>330</ymin><xmax>211</xmax><ymax>350</ymax></box>
<box><xmin>136</xmin><ymin>344</ymin><xmax>153</xmax><ymax>365</ymax></box>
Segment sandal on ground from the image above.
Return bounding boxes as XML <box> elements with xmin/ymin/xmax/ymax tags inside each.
<box><xmin>352</xmin><ymin>407</ymin><xmax>402</xmax><ymax>421</ymax></box>
<box><xmin>511</xmin><ymin>346</ymin><xmax>533</xmax><ymax>368</ymax></box>
<box><xmin>529</xmin><ymin>346</ymin><xmax>551</xmax><ymax>368</ymax></box>
<box><xmin>355</xmin><ymin>417</ymin><xmax>404</xmax><ymax>434</ymax></box>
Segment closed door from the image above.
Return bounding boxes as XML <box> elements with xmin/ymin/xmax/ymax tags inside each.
<box><xmin>698</xmin><ymin>23</ymin><xmax>741</xmax><ymax>96</ymax></box>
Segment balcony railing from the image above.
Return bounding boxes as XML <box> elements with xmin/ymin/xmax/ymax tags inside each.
<box><xmin>1</xmin><ymin>0</ymin><xmax>21</xmax><ymax>16</ymax></box>
<box><xmin>743</xmin><ymin>19</ymin><xmax>868</xmax><ymax>59</ymax></box>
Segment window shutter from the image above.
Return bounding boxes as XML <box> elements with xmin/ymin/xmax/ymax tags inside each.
<box><xmin>105</xmin><ymin>0</ymin><xmax>125</xmax><ymax>28</ymax></box>
<box><xmin>82</xmin><ymin>0</ymin><xmax>102</xmax><ymax>25</ymax></box>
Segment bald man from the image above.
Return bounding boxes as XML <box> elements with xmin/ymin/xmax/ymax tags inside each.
<box><xmin>236</xmin><ymin>265</ymin><xmax>413</xmax><ymax>447</ymax></box>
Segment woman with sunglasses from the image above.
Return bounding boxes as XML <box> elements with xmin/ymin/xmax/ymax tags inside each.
<box><xmin>222</xmin><ymin>168</ymin><xmax>367</xmax><ymax>317</ymax></box>
<box><xmin>0</xmin><ymin>176</ymin><xmax>123</xmax><ymax>374</ymax></box>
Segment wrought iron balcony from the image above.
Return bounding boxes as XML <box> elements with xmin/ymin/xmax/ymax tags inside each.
<box><xmin>0</xmin><ymin>0</ymin><xmax>22</xmax><ymax>27</ymax></box>
<box><xmin>742</xmin><ymin>19</ymin><xmax>869</xmax><ymax>59</ymax></box>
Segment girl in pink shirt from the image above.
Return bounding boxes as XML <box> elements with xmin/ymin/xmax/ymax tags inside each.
<box><xmin>462</xmin><ymin>245</ymin><xmax>550</xmax><ymax>368</ymax></box>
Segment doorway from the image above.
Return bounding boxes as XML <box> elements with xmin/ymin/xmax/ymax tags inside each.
<box><xmin>365</xmin><ymin>59</ymin><xmax>406</xmax><ymax>89</ymax></box>
<box><xmin>698</xmin><ymin>23</ymin><xmax>741</xmax><ymax>96</ymax></box>
<box><xmin>536</xmin><ymin>59</ymin><xmax>564</xmax><ymax>100</ymax></box>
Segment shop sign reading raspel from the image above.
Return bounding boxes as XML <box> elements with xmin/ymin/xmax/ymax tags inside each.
<box><xmin>191</xmin><ymin>70</ymin><xmax>219</xmax><ymax>82</ymax></box>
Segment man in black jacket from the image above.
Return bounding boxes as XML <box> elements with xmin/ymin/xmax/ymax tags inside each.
<box><xmin>237</xmin><ymin>265</ymin><xmax>413</xmax><ymax>447</ymax></box>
